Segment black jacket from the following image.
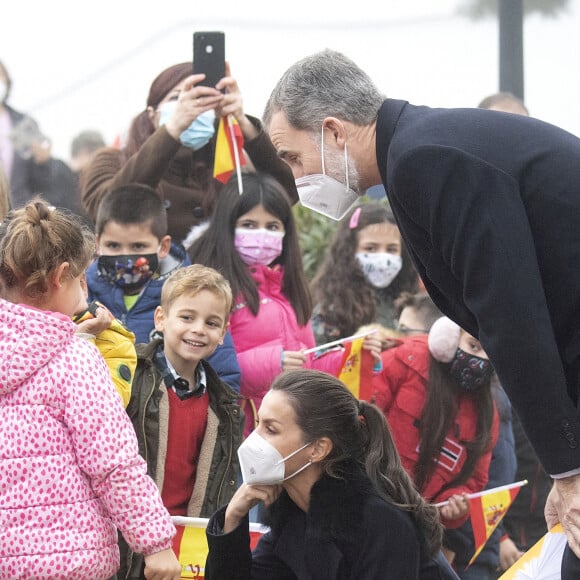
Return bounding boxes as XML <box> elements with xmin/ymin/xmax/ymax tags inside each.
<box><xmin>377</xmin><ymin>98</ymin><xmax>580</xmax><ymax>475</ymax></box>
<box><xmin>205</xmin><ymin>462</ymin><xmax>458</xmax><ymax>579</ymax></box>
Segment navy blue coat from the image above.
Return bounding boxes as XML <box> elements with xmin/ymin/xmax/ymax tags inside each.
<box><xmin>205</xmin><ymin>463</ymin><xmax>458</xmax><ymax>580</ymax></box>
<box><xmin>376</xmin><ymin>99</ymin><xmax>580</xmax><ymax>476</ymax></box>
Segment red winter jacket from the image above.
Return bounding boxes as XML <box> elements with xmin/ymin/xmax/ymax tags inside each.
<box><xmin>372</xmin><ymin>336</ymin><xmax>499</xmax><ymax>528</ymax></box>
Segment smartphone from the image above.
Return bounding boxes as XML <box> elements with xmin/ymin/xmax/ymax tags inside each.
<box><xmin>193</xmin><ymin>31</ymin><xmax>225</xmax><ymax>89</ymax></box>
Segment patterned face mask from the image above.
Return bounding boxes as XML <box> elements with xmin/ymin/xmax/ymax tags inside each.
<box><xmin>97</xmin><ymin>253</ymin><xmax>159</xmax><ymax>294</ymax></box>
<box><xmin>234</xmin><ymin>228</ymin><xmax>284</xmax><ymax>266</ymax></box>
<box><xmin>449</xmin><ymin>347</ymin><xmax>493</xmax><ymax>392</ymax></box>
<box><xmin>355</xmin><ymin>252</ymin><xmax>402</xmax><ymax>288</ymax></box>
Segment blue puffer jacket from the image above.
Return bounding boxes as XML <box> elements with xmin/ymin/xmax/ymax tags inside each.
<box><xmin>86</xmin><ymin>242</ymin><xmax>241</xmax><ymax>392</ymax></box>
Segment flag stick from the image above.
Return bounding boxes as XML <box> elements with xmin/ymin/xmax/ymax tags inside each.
<box><xmin>432</xmin><ymin>479</ymin><xmax>528</xmax><ymax>508</ymax></box>
<box><xmin>303</xmin><ymin>329</ymin><xmax>377</xmax><ymax>356</ymax></box>
<box><xmin>227</xmin><ymin>114</ymin><xmax>243</xmax><ymax>194</ymax></box>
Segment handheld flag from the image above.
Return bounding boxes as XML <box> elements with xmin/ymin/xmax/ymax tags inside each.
<box><xmin>172</xmin><ymin>516</ymin><xmax>267</xmax><ymax>578</ymax></box>
<box><xmin>337</xmin><ymin>336</ymin><xmax>374</xmax><ymax>401</ymax></box>
<box><xmin>499</xmin><ymin>524</ymin><xmax>566</xmax><ymax>579</ymax></box>
<box><xmin>213</xmin><ymin>114</ymin><xmax>246</xmax><ymax>191</ymax></box>
<box><xmin>467</xmin><ymin>480</ymin><xmax>527</xmax><ymax>566</ymax></box>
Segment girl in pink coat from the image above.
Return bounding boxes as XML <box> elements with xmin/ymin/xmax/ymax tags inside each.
<box><xmin>189</xmin><ymin>173</ymin><xmax>381</xmax><ymax>434</ymax></box>
<box><xmin>0</xmin><ymin>201</ymin><xmax>181</xmax><ymax>580</ymax></box>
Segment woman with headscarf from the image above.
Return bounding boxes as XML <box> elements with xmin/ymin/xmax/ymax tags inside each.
<box><xmin>81</xmin><ymin>62</ymin><xmax>297</xmax><ymax>244</ymax></box>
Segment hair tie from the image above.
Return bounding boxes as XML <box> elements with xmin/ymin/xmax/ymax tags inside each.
<box><xmin>358</xmin><ymin>414</ymin><xmax>366</xmax><ymax>426</ymax></box>
<box><xmin>349</xmin><ymin>207</ymin><xmax>362</xmax><ymax>229</ymax></box>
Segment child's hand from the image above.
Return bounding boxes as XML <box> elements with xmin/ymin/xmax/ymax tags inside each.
<box><xmin>143</xmin><ymin>547</ymin><xmax>181</xmax><ymax>579</ymax></box>
<box><xmin>499</xmin><ymin>536</ymin><xmax>524</xmax><ymax>571</ymax></box>
<box><xmin>75</xmin><ymin>305</ymin><xmax>113</xmax><ymax>336</ymax></box>
<box><xmin>439</xmin><ymin>493</ymin><xmax>469</xmax><ymax>521</ymax></box>
<box><xmin>281</xmin><ymin>350</ymin><xmax>306</xmax><ymax>371</ymax></box>
<box><xmin>363</xmin><ymin>335</ymin><xmax>382</xmax><ymax>364</ymax></box>
<box><xmin>224</xmin><ymin>482</ymin><xmax>282</xmax><ymax>533</ymax></box>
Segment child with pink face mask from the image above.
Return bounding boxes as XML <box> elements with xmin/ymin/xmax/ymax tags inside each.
<box><xmin>188</xmin><ymin>173</ymin><xmax>381</xmax><ymax>435</ymax></box>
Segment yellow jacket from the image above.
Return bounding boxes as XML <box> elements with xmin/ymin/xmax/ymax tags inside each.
<box><xmin>73</xmin><ymin>302</ymin><xmax>136</xmax><ymax>407</ymax></box>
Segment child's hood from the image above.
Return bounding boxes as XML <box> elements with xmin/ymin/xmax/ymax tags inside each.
<box><xmin>0</xmin><ymin>298</ymin><xmax>75</xmax><ymax>396</ymax></box>
<box><xmin>158</xmin><ymin>241</ymin><xmax>190</xmax><ymax>279</ymax></box>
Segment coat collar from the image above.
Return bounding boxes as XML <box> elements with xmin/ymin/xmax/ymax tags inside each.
<box><xmin>375</xmin><ymin>98</ymin><xmax>408</xmax><ymax>184</ymax></box>
<box><xmin>267</xmin><ymin>460</ymin><xmax>377</xmax><ymax>542</ymax></box>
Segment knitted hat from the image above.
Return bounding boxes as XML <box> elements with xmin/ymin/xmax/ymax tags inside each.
<box><xmin>146</xmin><ymin>62</ymin><xmax>192</xmax><ymax>109</ymax></box>
<box><xmin>427</xmin><ymin>316</ymin><xmax>461</xmax><ymax>362</ymax></box>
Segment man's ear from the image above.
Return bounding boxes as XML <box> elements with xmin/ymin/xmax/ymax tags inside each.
<box><xmin>153</xmin><ymin>304</ymin><xmax>165</xmax><ymax>333</ymax></box>
<box><xmin>158</xmin><ymin>235</ymin><xmax>172</xmax><ymax>259</ymax></box>
<box><xmin>310</xmin><ymin>436</ymin><xmax>333</xmax><ymax>464</ymax></box>
<box><xmin>322</xmin><ymin>117</ymin><xmax>347</xmax><ymax>148</ymax></box>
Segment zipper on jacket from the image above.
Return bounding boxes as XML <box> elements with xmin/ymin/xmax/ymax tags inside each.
<box><xmin>216</xmin><ymin>405</ymin><xmax>236</xmax><ymax>506</ymax></box>
<box><xmin>140</xmin><ymin>367</ymin><xmax>157</xmax><ymax>466</ymax></box>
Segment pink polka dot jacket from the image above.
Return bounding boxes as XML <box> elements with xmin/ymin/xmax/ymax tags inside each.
<box><xmin>0</xmin><ymin>298</ymin><xmax>176</xmax><ymax>579</ymax></box>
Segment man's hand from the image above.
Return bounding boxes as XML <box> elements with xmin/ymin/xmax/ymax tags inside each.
<box><xmin>545</xmin><ymin>474</ymin><xmax>580</xmax><ymax>557</ymax></box>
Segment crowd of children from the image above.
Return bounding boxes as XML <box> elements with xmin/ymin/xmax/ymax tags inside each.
<box><xmin>0</xmin><ymin>66</ymin><xmax>555</xmax><ymax>580</ymax></box>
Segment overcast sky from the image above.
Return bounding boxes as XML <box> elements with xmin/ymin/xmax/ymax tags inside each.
<box><xmin>2</xmin><ymin>0</ymin><xmax>580</xmax><ymax>160</ymax></box>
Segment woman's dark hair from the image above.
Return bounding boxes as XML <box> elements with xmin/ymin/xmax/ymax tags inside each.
<box><xmin>311</xmin><ymin>201</ymin><xmax>418</xmax><ymax>335</ymax></box>
<box><xmin>188</xmin><ymin>172</ymin><xmax>312</xmax><ymax>324</ymax></box>
<box><xmin>413</xmin><ymin>357</ymin><xmax>495</xmax><ymax>493</ymax></box>
<box><xmin>272</xmin><ymin>369</ymin><xmax>443</xmax><ymax>557</ymax></box>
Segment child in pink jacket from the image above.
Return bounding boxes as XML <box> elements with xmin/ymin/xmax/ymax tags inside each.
<box><xmin>188</xmin><ymin>173</ymin><xmax>381</xmax><ymax>434</ymax></box>
<box><xmin>0</xmin><ymin>200</ymin><xmax>181</xmax><ymax>580</ymax></box>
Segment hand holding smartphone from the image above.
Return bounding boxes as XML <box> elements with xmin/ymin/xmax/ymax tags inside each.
<box><xmin>193</xmin><ymin>31</ymin><xmax>225</xmax><ymax>89</ymax></box>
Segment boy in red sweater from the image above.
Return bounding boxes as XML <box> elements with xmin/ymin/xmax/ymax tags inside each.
<box><xmin>120</xmin><ymin>264</ymin><xmax>244</xmax><ymax>579</ymax></box>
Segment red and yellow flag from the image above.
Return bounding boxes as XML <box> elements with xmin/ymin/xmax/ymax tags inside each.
<box><xmin>172</xmin><ymin>517</ymin><xmax>266</xmax><ymax>578</ymax></box>
<box><xmin>213</xmin><ymin>115</ymin><xmax>246</xmax><ymax>184</ymax></box>
<box><xmin>468</xmin><ymin>482</ymin><xmax>524</xmax><ymax>566</ymax></box>
<box><xmin>337</xmin><ymin>337</ymin><xmax>374</xmax><ymax>401</ymax></box>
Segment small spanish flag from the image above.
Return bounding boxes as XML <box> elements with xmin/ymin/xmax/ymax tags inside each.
<box><xmin>213</xmin><ymin>115</ymin><xmax>246</xmax><ymax>185</ymax></box>
<box><xmin>337</xmin><ymin>336</ymin><xmax>374</xmax><ymax>401</ymax></box>
<box><xmin>172</xmin><ymin>516</ymin><xmax>267</xmax><ymax>578</ymax></box>
<box><xmin>468</xmin><ymin>481</ymin><xmax>527</xmax><ymax>566</ymax></box>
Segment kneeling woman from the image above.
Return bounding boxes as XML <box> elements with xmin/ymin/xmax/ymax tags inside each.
<box><xmin>204</xmin><ymin>369</ymin><xmax>458</xmax><ymax>579</ymax></box>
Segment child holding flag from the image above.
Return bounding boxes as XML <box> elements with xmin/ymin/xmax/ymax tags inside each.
<box><xmin>189</xmin><ymin>172</ymin><xmax>381</xmax><ymax>435</ymax></box>
<box><xmin>372</xmin><ymin>316</ymin><xmax>499</xmax><ymax>534</ymax></box>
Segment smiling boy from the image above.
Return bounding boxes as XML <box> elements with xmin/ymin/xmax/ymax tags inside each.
<box><xmin>120</xmin><ymin>264</ymin><xmax>244</xmax><ymax>579</ymax></box>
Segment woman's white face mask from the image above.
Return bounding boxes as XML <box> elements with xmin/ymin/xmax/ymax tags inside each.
<box><xmin>237</xmin><ymin>430</ymin><xmax>312</xmax><ymax>485</ymax></box>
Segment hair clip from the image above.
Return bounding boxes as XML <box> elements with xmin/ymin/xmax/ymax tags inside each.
<box><xmin>349</xmin><ymin>207</ymin><xmax>362</xmax><ymax>229</ymax></box>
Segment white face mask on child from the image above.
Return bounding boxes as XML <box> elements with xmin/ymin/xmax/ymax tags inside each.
<box><xmin>355</xmin><ymin>252</ymin><xmax>402</xmax><ymax>288</ymax></box>
<box><xmin>237</xmin><ymin>430</ymin><xmax>312</xmax><ymax>485</ymax></box>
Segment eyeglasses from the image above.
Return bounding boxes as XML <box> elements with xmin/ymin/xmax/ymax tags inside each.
<box><xmin>396</xmin><ymin>324</ymin><xmax>428</xmax><ymax>335</ymax></box>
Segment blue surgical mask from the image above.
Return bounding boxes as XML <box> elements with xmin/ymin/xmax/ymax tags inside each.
<box><xmin>158</xmin><ymin>101</ymin><xmax>215</xmax><ymax>150</ymax></box>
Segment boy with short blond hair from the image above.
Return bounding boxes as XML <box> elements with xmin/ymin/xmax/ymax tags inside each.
<box><xmin>86</xmin><ymin>183</ymin><xmax>240</xmax><ymax>391</ymax></box>
<box><xmin>121</xmin><ymin>264</ymin><xmax>244</xmax><ymax>579</ymax></box>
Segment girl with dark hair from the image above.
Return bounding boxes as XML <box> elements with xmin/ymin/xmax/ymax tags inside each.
<box><xmin>189</xmin><ymin>172</ymin><xmax>380</xmax><ymax>435</ymax></box>
<box><xmin>372</xmin><ymin>317</ymin><xmax>499</xmax><ymax>532</ymax></box>
<box><xmin>204</xmin><ymin>368</ymin><xmax>458</xmax><ymax>579</ymax></box>
<box><xmin>310</xmin><ymin>201</ymin><xmax>419</xmax><ymax>345</ymax></box>
<box><xmin>81</xmin><ymin>61</ymin><xmax>297</xmax><ymax>243</ymax></box>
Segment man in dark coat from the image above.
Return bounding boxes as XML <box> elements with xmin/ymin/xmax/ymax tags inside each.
<box><xmin>263</xmin><ymin>49</ymin><xmax>580</xmax><ymax>568</ymax></box>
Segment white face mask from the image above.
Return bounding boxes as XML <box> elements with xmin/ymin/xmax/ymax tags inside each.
<box><xmin>356</xmin><ymin>252</ymin><xmax>402</xmax><ymax>288</ymax></box>
<box><xmin>294</xmin><ymin>126</ymin><xmax>359</xmax><ymax>221</ymax></box>
<box><xmin>238</xmin><ymin>430</ymin><xmax>312</xmax><ymax>485</ymax></box>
